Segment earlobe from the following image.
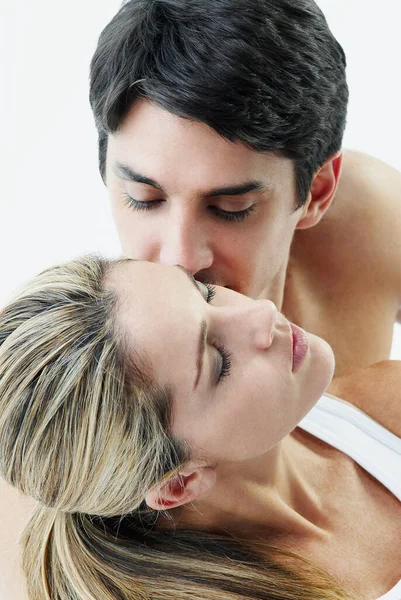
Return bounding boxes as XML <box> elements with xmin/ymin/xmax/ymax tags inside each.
<box><xmin>296</xmin><ymin>151</ymin><xmax>343</xmax><ymax>231</ymax></box>
<box><xmin>145</xmin><ymin>466</ymin><xmax>216</xmax><ymax>511</ymax></box>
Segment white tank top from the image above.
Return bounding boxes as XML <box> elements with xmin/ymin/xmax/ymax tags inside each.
<box><xmin>298</xmin><ymin>393</ymin><xmax>401</xmax><ymax>600</ymax></box>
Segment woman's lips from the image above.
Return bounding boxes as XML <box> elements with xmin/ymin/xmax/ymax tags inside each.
<box><xmin>289</xmin><ymin>323</ymin><xmax>309</xmax><ymax>372</ymax></box>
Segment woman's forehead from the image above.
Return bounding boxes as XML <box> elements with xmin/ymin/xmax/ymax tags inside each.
<box><xmin>107</xmin><ymin>260</ymin><xmax>185</xmax><ymax>297</ymax></box>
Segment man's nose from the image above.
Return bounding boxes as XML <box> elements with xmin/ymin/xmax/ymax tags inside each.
<box><xmin>158</xmin><ymin>212</ymin><xmax>213</xmax><ymax>274</ymax></box>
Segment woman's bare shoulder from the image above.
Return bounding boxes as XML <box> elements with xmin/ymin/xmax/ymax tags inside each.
<box><xmin>327</xmin><ymin>360</ymin><xmax>401</xmax><ymax>438</ymax></box>
<box><xmin>0</xmin><ymin>477</ymin><xmax>37</xmax><ymax>600</ymax></box>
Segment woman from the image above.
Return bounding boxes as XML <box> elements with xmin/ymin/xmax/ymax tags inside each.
<box><xmin>0</xmin><ymin>255</ymin><xmax>400</xmax><ymax>600</ymax></box>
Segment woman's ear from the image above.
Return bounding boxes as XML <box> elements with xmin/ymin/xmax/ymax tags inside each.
<box><xmin>296</xmin><ymin>151</ymin><xmax>343</xmax><ymax>230</ymax></box>
<box><xmin>145</xmin><ymin>463</ymin><xmax>216</xmax><ymax>511</ymax></box>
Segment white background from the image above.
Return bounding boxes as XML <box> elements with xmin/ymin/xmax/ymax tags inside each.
<box><xmin>1</xmin><ymin>0</ymin><xmax>400</xmax><ymax>357</ymax></box>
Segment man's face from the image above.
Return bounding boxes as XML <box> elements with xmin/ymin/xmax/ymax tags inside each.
<box><xmin>106</xmin><ymin>100</ymin><xmax>309</xmax><ymax>302</ymax></box>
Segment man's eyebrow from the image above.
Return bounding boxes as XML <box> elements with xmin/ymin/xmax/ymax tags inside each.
<box><xmin>113</xmin><ymin>162</ymin><xmax>268</xmax><ymax>197</ymax></box>
<box><xmin>207</xmin><ymin>181</ymin><xmax>267</xmax><ymax>197</ymax></box>
<box><xmin>175</xmin><ymin>265</ymin><xmax>207</xmax><ymax>390</ymax></box>
<box><xmin>113</xmin><ymin>162</ymin><xmax>164</xmax><ymax>191</ymax></box>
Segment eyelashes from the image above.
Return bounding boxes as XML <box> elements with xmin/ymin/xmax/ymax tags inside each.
<box><xmin>208</xmin><ymin>205</ymin><xmax>255</xmax><ymax>222</ymax></box>
<box><xmin>202</xmin><ymin>284</ymin><xmax>232</xmax><ymax>383</ymax></box>
<box><xmin>216</xmin><ymin>344</ymin><xmax>232</xmax><ymax>383</ymax></box>
<box><xmin>204</xmin><ymin>283</ymin><xmax>216</xmax><ymax>303</ymax></box>
<box><xmin>123</xmin><ymin>193</ymin><xmax>256</xmax><ymax>223</ymax></box>
<box><xmin>123</xmin><ymin>193</ymin><xmax>162</xmax><ymax>211</ymax></box>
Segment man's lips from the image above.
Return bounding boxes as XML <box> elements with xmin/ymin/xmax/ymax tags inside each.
<box><xmin>289</xmin><ymin>322</ymin><xmax>309</xmax><ymax>372</ymax></box>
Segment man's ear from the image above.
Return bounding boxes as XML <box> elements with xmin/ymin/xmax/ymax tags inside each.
<box><xmin>145</xmin><ymin>463</ymin><xmax>216</xmax><ymax>511</ymax></box>
<box><xmin>296</xmin><ymin>151</ymin><xmax>343</xmax><ymax>230</ymax></box>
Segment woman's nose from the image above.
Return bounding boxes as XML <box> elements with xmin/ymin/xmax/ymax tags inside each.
<box><xmin>249</xmin><ymin>300</ymin><xmax>278</xmax><ymax>349</ymax></box>
<box><xmin>216</xmin><ymin>299</ymin><xmax>278</xmax><ymax>350</ymax></box>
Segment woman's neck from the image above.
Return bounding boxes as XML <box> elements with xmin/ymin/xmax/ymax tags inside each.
<box><xmin>158</xmin><ymin>430</ymin><xmax>335</xmax><ymax>544</ymax></box>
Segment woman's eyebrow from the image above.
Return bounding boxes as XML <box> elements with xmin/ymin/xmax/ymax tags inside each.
<box><xmin>194</xmin><ymin>319</ymin><xmax>207</xmax><ymax>390</ymax></box>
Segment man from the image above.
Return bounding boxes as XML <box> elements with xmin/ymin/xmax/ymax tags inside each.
<box><xmin>89</xmin><ymin>0</ymin><xmax>401</xmax><ymax>379</ymax></box>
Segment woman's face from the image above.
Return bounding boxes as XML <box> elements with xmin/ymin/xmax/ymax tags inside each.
<box><xmin>109</xmin><ymin>261</ymin><xmax>334</xmax><ymax>463</ymax></box>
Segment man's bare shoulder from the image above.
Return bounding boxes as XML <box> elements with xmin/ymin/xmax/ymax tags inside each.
<box><xmin>0</xmin><ymin>477</ymin><xmax>36</xmax><ymax>600</ymax></box>
<box><xmin>294</xmin><ymin>150</ymin><xmax>401</xmax><ymax>280</ymax></box>
<box><xmin>292</xmin><ymin>149</ymin><xmax>401</xmax><ymax>316</ymax></box>
<box><xmin>340</xmin><ymin>149</ymin><xmax>401</xmax><ymax>196</ymax></box>
<box><xmin>341</xmin><ymin>148</ymin><xmax>400</xmax><ymax>182</ymax></box>
<box><xmin>335</xmin><ymin>150</ymin><xmax>401</xmax><ymax>296</ymax></box>
<box><xmin>335</xmin><ymin>149</ymin><xmax>401</xmax><ymax>236</ymax></box>
<box><xmin>287</xmin><ymin>151</ymin><xmax>401</xmax><ymax>373</ymax></box>
<box><xmin>328</xmin><ymin>360</ymin><xmax>401</xmax><ymax>438</ymax></box>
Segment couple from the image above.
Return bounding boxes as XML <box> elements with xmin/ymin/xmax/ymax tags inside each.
<box><xmin>1</xmin><ymin>0</ymin><xmax>401</xmax><ymax>599</ymax></box>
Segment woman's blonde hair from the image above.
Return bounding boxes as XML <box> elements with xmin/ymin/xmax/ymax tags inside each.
<box><xmin>0</xmin><ymin>255</ymin><xmax>355</xmax><ymax>599</ymax></box>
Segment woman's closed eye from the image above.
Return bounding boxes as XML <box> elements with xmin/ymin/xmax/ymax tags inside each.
<box><xmin>198</xmin><ymin>282</ymin><xmax>232</xmax><ymax>384</ymax></box>
<box><xmin>180</xmin><ymin>271</ymin><xmax>232</xmax><ymax>386</ymax></box>
<box><xmin>204</xmin><ymin>283</ymin><xmax>216</xmax><ymax>303</ymax></box>
<box><xmin>215</xmin><ymin>344</ymin><xmax>232</xmax><ymax>384</ymax></box>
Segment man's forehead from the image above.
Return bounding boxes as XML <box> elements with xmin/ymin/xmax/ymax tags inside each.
<box><xmin>107</xmin><ymin>103</ymin><xmax>289</xmax><ymax>175</ymax></box>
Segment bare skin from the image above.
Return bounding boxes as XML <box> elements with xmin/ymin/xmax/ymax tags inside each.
<box><xmin>0</xmin><ymin>305</ymin><xmax>400</xmax><ymax>600</ymax></box>
<box><xmin>151</xmin><ymin>364</ymin><xmax>401</xmax><ymax>600</ymax></box>
<box><xmin>1</xmin><ymin>360</ymin><xmax>400</xmax><ymax>600</ymax></box>
<box><xmin>106</xmin><ymin>100</ymin><xmax>401</xmax><ymax>380</ymax></box>
<box><xmin>285</xmin><ymin>150</ymin><xmax>401</xmax><ymax>378</ymax></box>
<box><xmin>151</xmin><ymin>362</ymin><xmax>401</xmax><ymax>600</ymax></box>
<box><xmin>2</xmin><ymin>123</ymin><xmax>401</xmax><ymax>598</ymax></box>
<box><xmin>112</xmin><ymin>260</ymin><xmax>401</xmax><ymax>600</ymax></box>
<box><xmin>280</xmin><ymin>418</ymin><xmax>401</xmax><ymax>599</ymax></box>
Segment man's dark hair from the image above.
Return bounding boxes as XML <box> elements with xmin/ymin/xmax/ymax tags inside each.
<box><xmin>89</xmin><ymin>0</ymin><xmax>348</xmax><ymax>207</ymax></box>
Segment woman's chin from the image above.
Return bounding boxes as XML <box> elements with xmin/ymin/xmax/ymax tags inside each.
<box><xmin>307</xmin><ymin>333</ymin><xmax>336</xmax><ymax>399</ymax></box>
<box><xmin>320</xmin><ymin>337</ymin><xmax>336</xmax><ymax>382</ymax></box>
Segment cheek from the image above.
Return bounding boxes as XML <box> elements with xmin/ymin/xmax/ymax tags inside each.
<box><xmin>228</xmin><ymin>220</ymin><xmax>288</xmax><ymax>278</ymax></box>
<box><xmin>231</xmin><ymin>370</ymin><xmax>302</xmax><ymax>450</ymax></box>
<box><xmin>200</xmin><ymin>376</ymin><xmax>291</xmax><ymax>460</ymax></box>
<box><xmin>212</xmin><ymin>235</ymin><xmax>262</xmax><ymax>285</ymax></box>
<box><xmin>109</xmin><ymin>198</ymin><xmax>157</xmax><ymax>259</ymax></box>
